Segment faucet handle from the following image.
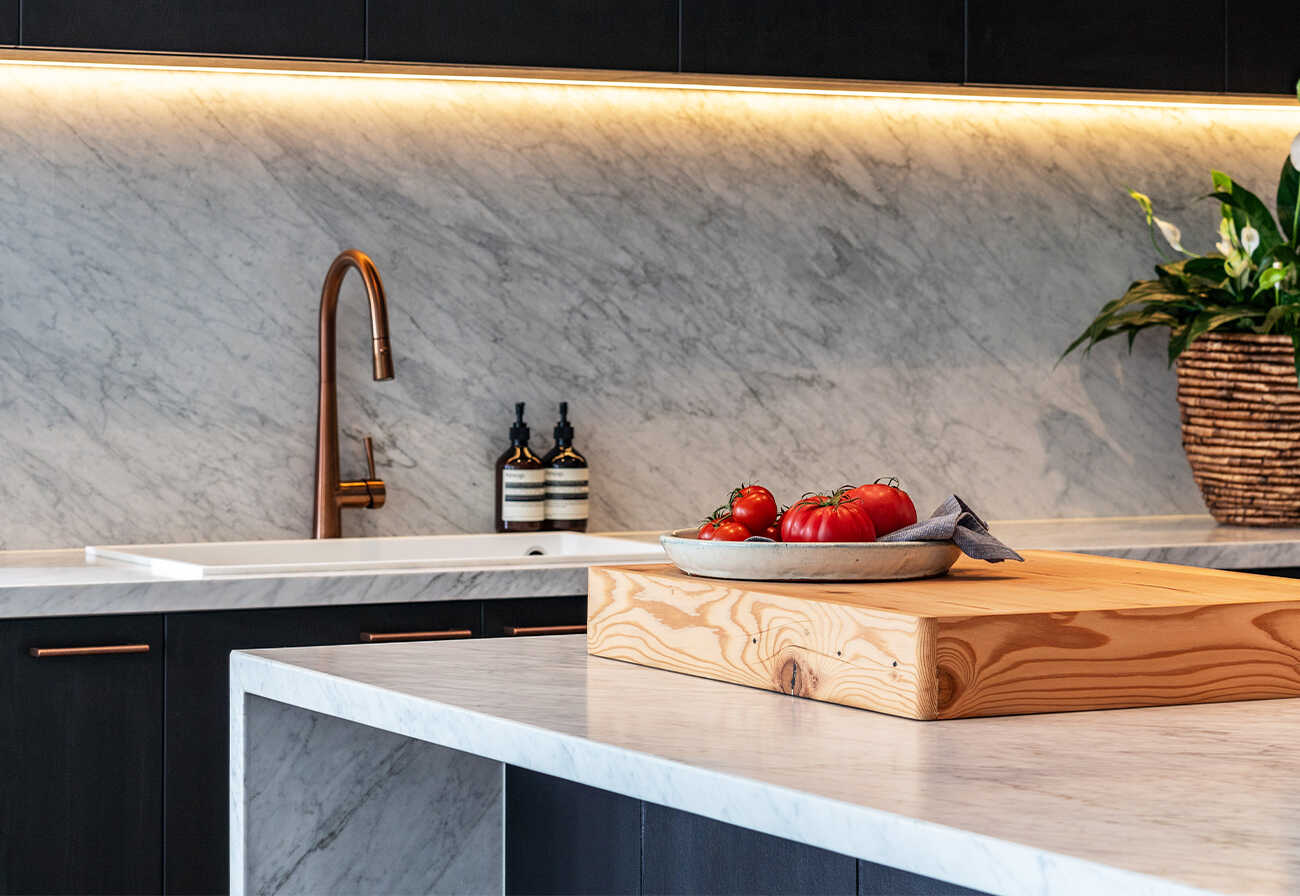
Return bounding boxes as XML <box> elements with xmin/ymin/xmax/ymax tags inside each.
<box><xmin>338</xmin><ymin>436</ymin><xmax>386</xmax><ymax>511</ymax></box>
<box><xmin>364</xmin><ymin>436</ymin><xmax>377</xmax><ymax>480</ymax></box>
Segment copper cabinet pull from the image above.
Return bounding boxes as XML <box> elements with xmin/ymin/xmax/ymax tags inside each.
<box><xmin>359</xmin><ymin>629</ymin><xmax>473</xmax><ymax>643</ymax></box>
<box><xmin>503</xmin><ymin>624</ymin><xmax>586</xmax><ymax>636</ymax></box>
<box><xmin>29</xmin><ymin>644</ymin><xmax>150</xmax><ymax>658</ymax></box>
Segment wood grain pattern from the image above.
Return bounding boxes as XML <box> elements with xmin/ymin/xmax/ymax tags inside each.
<box><xmin>587</xmin><ymin>553</ymin><xmax>1300</xmax><ymax>720</ymax></box>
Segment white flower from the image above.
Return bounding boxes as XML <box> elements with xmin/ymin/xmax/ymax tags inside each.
<box><xmin>1292</xmin><ymin>132</ymin><xmax>1300</xmax><ymax>169</ymax></box>
<box><xmin>1217</xmin><ymin>217</ymin><xmax>1236</xmax><ymax>256</ymax></box>
<box><xmin>1155</xmin><ymin>217</ymin><xmax>1186</xmax><ymax>253</ymax></box>
<box><xmin>1226</xmin><ymin>252</ymin><xmax>1251</xmax><ymax>278</ymax></box>
<box><xmin>1242</xmin><ymin>225</ymin><xmax>1261</xmax><ymax>256</ymax></box>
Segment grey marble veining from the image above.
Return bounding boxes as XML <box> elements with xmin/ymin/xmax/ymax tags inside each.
<box><xmin>231</xmin><ymin>636</ymin><xmax>1275</xmax><ymax>895</ymax></box>
<box><xmin>2</xmin><ymin>64</ymin><xmax>1299</xmax><ymax>549</ymax></box>
<box><xmin>236</xmin><ymin>694</ymin><xmax>502</xmax><ymax>896</ymax></box>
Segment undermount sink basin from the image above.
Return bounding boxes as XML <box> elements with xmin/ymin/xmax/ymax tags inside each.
<box><xmin>86</xmin><ymin>532</ymin><xmax>665</xmax><ymax>579</ymax></box>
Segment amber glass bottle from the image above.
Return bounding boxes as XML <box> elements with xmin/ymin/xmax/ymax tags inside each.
<box><xmin>541</xmin><ymin>401</ymin><xmax>589</xmax><ymax>532</ymax></box>
<box><xmin>494</xmin><ymin>402</ymin><xmax>545</xmax><ymax>532</ymax></box>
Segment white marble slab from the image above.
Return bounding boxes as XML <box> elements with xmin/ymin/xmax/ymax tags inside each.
<box><xmin>230</xmin><ymin>635</ymin><xmax>1300</xmax><ymax>896</ymax></box>
<box><xmin>3</xmin><ymin>63</ymin><xmax>1298</xmax><ymax>549</ymax></box>
<box><xmin>2</xmin><ymin>517</ymin><xmax>1299</xmax><ymax>619</ymax></box>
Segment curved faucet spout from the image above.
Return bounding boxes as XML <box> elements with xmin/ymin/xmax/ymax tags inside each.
<box><xmin>313</xmin><ymin>249</ymin><xmax>395</xmax><ymax>539</ymax></box>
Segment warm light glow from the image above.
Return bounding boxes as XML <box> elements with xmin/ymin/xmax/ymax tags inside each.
<box><xmin>0</xmin><ymin>48</ymin><xmax>1295</xmax><ymax>112</ymax></box>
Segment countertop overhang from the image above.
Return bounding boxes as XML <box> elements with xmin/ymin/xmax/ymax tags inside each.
<box><xmin>232</xmin><ymin>634</ymin><xmax>1278</xmax><ymax>896</ymax></box>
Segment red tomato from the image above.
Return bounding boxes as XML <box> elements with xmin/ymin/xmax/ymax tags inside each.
<box><xmin>780</xmin><ymin>493</ymin><xmax>876</xmax><ymax>543</ymax></box>
<box><xmin>729</xmin><ymin>484</ymin><xmax>778</xmax><ymax>532</ymax></box>
<box><xmin>846</xmin><ymin>479</ymin><xmax>917</xmax><ymax>536</ymax></box>
<box><xmin>756</xmin><ymin>511</ymin><xmax>783</xmax><ymax>541</ymax></box>
<box><xmin>698</xmin><ymin>507</ymin><xmax>752</xmax><ymax>541</ymax></box>
<box><xmin>712</xmin><ymin>519</ymin><xmax>752</xmax><ymax>541</ymax></box>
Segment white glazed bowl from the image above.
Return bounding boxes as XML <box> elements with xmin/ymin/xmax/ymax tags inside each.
<box><xmin>660</xmin><ymin>529</ymin><xmax>961</xmax><ymax>582</ymax></box>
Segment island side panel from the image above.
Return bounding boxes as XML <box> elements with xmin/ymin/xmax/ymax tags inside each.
<box><xmin>935</xmin><ymin>600</ymin><xmax>1300</xmax><ymax>718</ymax></box>
<box><xmin>587</xmin><ymin>566</ymin><xmax>938</xmax><ymax>720</ymax></box>
<box><xmin>234</xmin><ymin>693</ymin><xmax>504</xmax><ymax>895</ymax></box>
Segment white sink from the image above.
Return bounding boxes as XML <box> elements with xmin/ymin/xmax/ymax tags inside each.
<box><xmin>86</xmin><ymin>532</ymin><xmax>666</xmax><ymax>579</ymax></box>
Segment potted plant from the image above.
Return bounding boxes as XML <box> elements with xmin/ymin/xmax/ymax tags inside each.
<box><xmin>1063</xmin><ymin>88</ymin><xmax>1300</xmax><ymax>526</ymax></box>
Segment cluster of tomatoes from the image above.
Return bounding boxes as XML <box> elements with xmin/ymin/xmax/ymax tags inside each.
<box><xmin>698</xmin><ymin>480</ymin><xmax>918</xmax><ymax>543</ymax></box>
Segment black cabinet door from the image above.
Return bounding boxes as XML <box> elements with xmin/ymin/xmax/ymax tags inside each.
<box><xmin>367</xmin><ymin>0</ymin><xmax>677</xmax><ymax>71</ymax></box>
<box><xmin>0</xmin><ymin>0</ymin><xmax>15</xmax><ymax>45</ymax></box>
<box><xmin>163</xmin><ymin>599</ymin><xmax>480</xmax><ymax>895</ymax></box>
<box><xmin>505</xmin><ymin>766</ymin><xmax>640</xmax><ymax>895</ymax></box>
<box><xmin>0</xmin><ymin>614</ymin><xmax>164</xmax><ymax>895</ymax></box>
<box><xmin>643</xmin><ymin>803</ymin><xmax>855</xmax><ymax>895</ymax></box>
<box><xmin>482</xmin><ymin>595</ymin><xmax>586</xmax><ymax>638</ymax></box>
<box><xmin>682</xmin><ymin>0</ymin><xmax>962</xmax><ymax>82</ymax></box>
<box><xmin>967</xmin><ymin>0</ymin><xmax>1225</xmax><ymax>92</ymax></box>
<box><xmin>22</xmin><ymin>0</ymin><xmax>363</xmax><ymax>58</ymax></box>
<box><xmin>1227</xmin><ymin>2</ymin><xmax>1300</xmax><ymax>94</ymax></box>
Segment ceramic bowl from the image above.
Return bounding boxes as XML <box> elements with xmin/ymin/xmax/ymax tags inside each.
<box><xmin>660</xmin><ymin>529</ymin><xmax>961</xmax><ymax>581</ymax></box>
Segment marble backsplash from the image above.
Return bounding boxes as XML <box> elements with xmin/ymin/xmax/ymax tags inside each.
<box><xmin>1</xmin><ymin>64</ymin><xmax>1297</xmax><ymax>549</ymax></box>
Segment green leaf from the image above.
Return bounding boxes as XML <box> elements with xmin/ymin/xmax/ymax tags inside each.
<box><xmin>1208</xmin><ymin>171</ymin><xmax>1284</xmax><ymax>258</ymax></box>
<box><xmin>1256</xmin><ymin>265</ymin><xmax>1291</xmax><ymax>294</ymax></box>
<box><xmin>1181</xmin><ymin>256</ymin><xmax>1229</xmax><ymax>284</ymax></box>
<box><xmin>1279</xmin><ymin>157</ymin><xmax>1299</xmax><ymax>244</ymax></box>
<box><xmin>1168</xmin><ymin>306</ymin><xmax>1265</xmax><ymax>363</ymax></box>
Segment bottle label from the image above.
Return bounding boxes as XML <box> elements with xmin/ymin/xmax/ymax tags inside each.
<box><xmin>502</xmin><ymin>468</ymin><xmax>546</xmax><ymax>522</ymax></box>
<box><xmin>546</xmin><ymin>468</ymin><xmax>589</xmax><ymax>521</ymax></box>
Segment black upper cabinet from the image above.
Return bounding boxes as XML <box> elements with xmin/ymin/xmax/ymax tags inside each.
<box><xmin>22</xmin><ymin>0</ymin><xmax>364</xmax><ymax>58</ymax></box>
<box><xmin>967</xmin><ymin>0</ymin><xmax>1225</xmax><ymax>92</ymax></box>
<box><xmin>1226</xmin><ymin>2</ymin><xmax>1300</xmax><ymax>94</ymax></box>
<box><xmin>367</xmin><ymin>0</ymin><xmax>677</xmax><ymax>71</ymax></box>
<box><xmin>0</xmin><ymin>614</ymin><xmax>164</xmax><ymax>895</ymax></box>
<box><xmin>682</xmin><ymin>0</ymin><xmax>962</xmax><ymax>81</ymax></box>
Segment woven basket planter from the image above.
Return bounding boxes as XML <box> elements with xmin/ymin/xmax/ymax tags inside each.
<box><xmin>1176</xmin><ymin>333</ymin><xmax>1300</xmax><ymax>526</ymax></box>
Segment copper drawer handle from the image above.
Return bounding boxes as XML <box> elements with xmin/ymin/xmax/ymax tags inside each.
<box><xmin>29</xmin><ymin>644</ymin><xmax>150</xmax><ymax>658</ymax></box>
<box><xmin>360</xmin><ymin>629</ymin><xmax>473</xmax><ymax>643</ymax></box>
<box><xmin>503</xmin><ymin>624</ymin><xmax>586</xmax><ymax>636</ymax></box>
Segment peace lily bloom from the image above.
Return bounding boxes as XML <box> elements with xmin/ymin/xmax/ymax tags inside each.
<box><xmin>1216</xmin><ymin>217</ymin><xmax>1238</xmax><ymax>256</ymax></box>
<box><xmin>1241</xmin><ymin>225</ymin><xmax>1261</xmax><ymax>257</ymax></box>
<box><xmin>1156</xmin><ymin>218</ymin><xmax>1186</xmax><ymax>253</ymax></box>
<box><xmin>1292</xmin><ymin>132</ymin><xmax>1300</xmax><ymax>169</ymax></box>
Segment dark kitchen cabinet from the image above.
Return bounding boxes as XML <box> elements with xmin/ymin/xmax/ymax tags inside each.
<box><xmin>643</xmin><ymin>803</ymin><xmax>857</xmax><ymax>895</ymax></box>
<box><xmin>163</xmin><ymin>599</ymin><xmax>480</xmax><ymax>895</ymax></box>
<box><xmin>483</xmin><ymin>595</ymin><xmax>586</xmax><ymax>638</ymax></box>
<box><xmin>967</xmin><ymin>0</ymin><xmax>1225</xmax><ymax>92</ymax></box>
<box><xmin>682</xmin><ymin>0</ymin><xmax>963</xmax><ymax>82</ymax></box>
<box><xmin>1226</xmin><ymin>2</ymin><xmax>1300</xmax><ymax>94</ymax></box>
<box><xmin>505</xmin><ymin>767</ymin><xmax>640</xmax><ymax>895</ymax></box>
<box><xmin>367</xmin><ymin>0</ymin><xmax>677</xmax><ymax>71</ymax></box>
<box><xmin>0</xmin><ymin>0</ymin><xmax>16</xmax><ymax>46</ymax></box>
<box><xmin>0</xmin><ymin>614</ymin><xmax>164</xmax><ymax>895</ymax></box>
<box><xmin>21</xmin><ymin>0</ymin><xmax>363</xmax><ymax>58</ymax></box>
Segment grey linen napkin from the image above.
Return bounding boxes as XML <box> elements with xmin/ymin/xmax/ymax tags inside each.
<box><xmin>878</xmin><ymin>495</ymin><xmax>1023</xmax><ymax>562</ymax></box>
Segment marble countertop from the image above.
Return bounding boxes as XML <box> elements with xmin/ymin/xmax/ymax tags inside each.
<box><xmin>232</xmin><ymin>635</ymin><xmax>1292</xmax><ymax>896</ymax></box>
<box><xmin>6</xmin><ymin>515</ymin><xmax>1300</xmax><ymax>619</ymax></box>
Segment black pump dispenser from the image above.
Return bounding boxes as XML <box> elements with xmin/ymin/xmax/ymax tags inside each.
<box><xmin>494</xmin><ymin>402</ymin><xmax>544</xmax><ymax>532</ymax></box>
<box><xmin>510</xmin><ymin>402</ymin><xmax>530</xmax><ymax>444</ymax></box>
<box><xmin>552</xmin><ymin>401</ymin><xmax>574</xmax><ymax>446</ymax></box>
<box><xmin>542</xmin><ymin>400</ymin><xmax>589</xmax><ymax>532</ymax></box>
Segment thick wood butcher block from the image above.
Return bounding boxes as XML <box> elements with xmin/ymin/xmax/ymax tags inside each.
<box><xmin>586</xmin><ymin>551</ymin><xmax>1300</xmax><ymax>720</ymax></box>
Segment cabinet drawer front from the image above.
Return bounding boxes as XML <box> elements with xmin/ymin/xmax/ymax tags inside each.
<box><xmin>484</xmin><ymin>596</ymin><xmax>586</xmax><ymax>638</ymax></box>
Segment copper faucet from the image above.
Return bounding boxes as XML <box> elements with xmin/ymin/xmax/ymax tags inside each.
<box><xmin>312</xmin><ymin>249</ymin><xmax>395</xmax><ymax>539</ymax></box>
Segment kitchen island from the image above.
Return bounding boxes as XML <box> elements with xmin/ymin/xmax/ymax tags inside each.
<box><xmin>231</xmin><ymin>633</ymin><xmax>1291</xmax><ymax>896</ymax></box>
